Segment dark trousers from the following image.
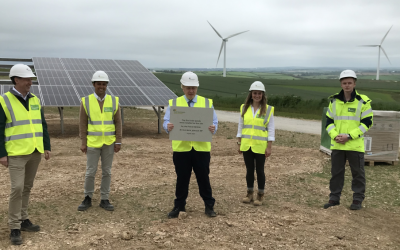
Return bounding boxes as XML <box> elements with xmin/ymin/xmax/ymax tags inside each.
<box><xmin>173</xmin><ymin>149</ymin><xmax>215</xmax><ymax>208</ymax></box>
<box><xmin>329</xmin><ymin>150</ymin><xmax>366</xmax><ymax>202</ymax></box>
<box><xmin>243</xmin><ymin>149</ymin><xmax>266</xmax><ymax>191</ymax></box>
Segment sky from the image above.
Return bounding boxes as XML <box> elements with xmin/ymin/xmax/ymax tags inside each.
<box><xmin>1</xmin><ymin>0</ymin><xmax>400</xmax><ymax>69</ymax></box>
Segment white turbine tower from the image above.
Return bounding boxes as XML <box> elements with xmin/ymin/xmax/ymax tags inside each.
<box><xmin>359</xmin><ymin>25</ymin><xmax>393</xmax><ymax>80</ymax></box>
<box><xmin>207</xmin><ymin>21</ymin><xmax>249</xmax><ymax>77</ymax></box>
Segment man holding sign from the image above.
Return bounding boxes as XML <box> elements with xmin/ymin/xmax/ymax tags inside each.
<box><xmin>163</xmin><ymin>71</ymin><xmax>218</xmax><ymax>218</ymax></box>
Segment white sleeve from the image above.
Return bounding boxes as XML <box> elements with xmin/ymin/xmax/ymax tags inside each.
<box><xmin>267</xmin><ymin>114</ymin><xmax>275</xmax><ymax>141</ymax></box>
<box><xmin>236</xmin><ymin>113</ymin><xmax>244</xmax><ymax>137</ymax></box>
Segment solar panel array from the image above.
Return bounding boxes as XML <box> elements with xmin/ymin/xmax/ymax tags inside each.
<box><xmin>31</xmin><ymin>57</ymin><xmax>176</xmax><ymax>107</ymax></box>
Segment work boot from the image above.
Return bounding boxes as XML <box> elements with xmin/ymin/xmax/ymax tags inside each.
<box><xmin>10</xmin><ymin>229</ymin><xmax>22</xmax><ymax>245</ymax></box>
<box><xmin>205</xmin><ymin>205</ymin><xmax>217</xmax><ymax>217</ymax></box>
<box><xmin>20</xmin><ymin>219</ymin><xmax>40</xmax><ymax>232</ymax></box>
<box><xmin>100</xmin><ymin>200</ymin><xmax>114</xmax><ymax>211</ymax></box>
<box><xmin>78</xmin><ymin>195</ymin><xmax>92</xmax><ymax>211</ymax></box>
<box><xmin>350</xmin><ymin>200</ymin><xmax>362</xmax><ymax>210</ymax></box>
<box><xmin>323</xmin><ymin>200</ymin><xmax>340</xmax><ymax>209</ymax></box>
<box><xmin>253</xmin><ymin>193</ymin><xmax>264</xmax><ymax>206</ymax></box>
<box><xmin>242</xmin><ymin>190</ymin><xmax>254</xmax><ymax>203</ymax></box>
<box><xmin>168</xmin><ymin>206</ymin><xmax>185</xmax><ymax>219</ymax></box>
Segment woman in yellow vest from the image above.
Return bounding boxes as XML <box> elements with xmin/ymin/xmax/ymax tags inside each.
<box><xmin>237</xmin><ymin>81</ymin><xmax>274</xmax><ymax>206</ymax></box>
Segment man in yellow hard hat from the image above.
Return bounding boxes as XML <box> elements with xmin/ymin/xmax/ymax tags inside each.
<box><xmin>0</xmin><ymin>64</ymin><xmax>51</xmax><ymax>245</ymax></box>
<box><xmin>77</xmin><ymin>71</ymin><xmax>122</xmax><ymax>212</ymax></box>
<box><xmin>324</xmin><ymin>70</ymin><xmax>373</xmax><ymax>210</ymax></box>
<box><xmin>163</xmin><ymin>71</ymin><xmax>218</xmax><ymax>218</ymax></box>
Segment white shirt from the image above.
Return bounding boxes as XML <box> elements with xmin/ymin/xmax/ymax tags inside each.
<box><xmin>236</xmin><ymin>106</ymin><xmax>275</xmax><ymax>141</ymax></box>
<box><xmin>94</xmin><ymin>93</ymin><xmax>107</xmax><ymax>102</ymax></box>
<box><xmin>12</xmin><ymin>87</ymin><xmax>29</xmax><ymax>101</ymax></box>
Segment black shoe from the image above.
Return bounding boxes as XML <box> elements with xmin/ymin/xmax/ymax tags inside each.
<box><xmin>20</xmin><ymin>219</ymin><xmax>40</xmax><ymax>232</ymax></box>
<box><xmin>350</xmin><ymin>200</ymin><xmax>362</xmax><ymax>210</ymax></box>
<box><xmin>323</xmin><ymin>200</ymin><xmax>340</xmax><ymax>209</ymax></box>
<box><xmin>205</xmin><ymin>205</ymin><xmax>217</xmax><ymax>217</ymax></box>
<box><xmin>78</xmin><ymin>196</ymin><xmax>92</xmax><ymax>211</ymax></box>
<box><xmin>10</xmin><ymin>229</ymin><xmax>22</xmax><ymax>245</ymax></box>
<box><xmin>100</xmin><ymin>200</ymin><xmax>114</xmax><ymax>211</ymax></box>
<box><xmin>168</xmin><ymin>206</ymin><xmax>185</xmax><ymax>219</ymax></box>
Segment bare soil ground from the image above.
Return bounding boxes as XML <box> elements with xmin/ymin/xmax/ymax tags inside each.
<box><xmin>0</xmin><ymin>108</ymin><xmax>399</xmax><ymax>249</ymax></box>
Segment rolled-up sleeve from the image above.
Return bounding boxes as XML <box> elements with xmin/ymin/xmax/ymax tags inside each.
<box><xmin>163</xmin><ymin>105</ymin><xmax>171</xmax><ymax>134</ymax></box>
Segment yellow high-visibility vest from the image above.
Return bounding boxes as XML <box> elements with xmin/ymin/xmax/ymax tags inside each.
<box><xmin>82</xmin><ymin>94</ymin><xmax>118</xmax><ymax>148</ymax></box>
<box><xmin>169</xmin><ymin>95</ymin><xmax>213</xmax><ymax>152</ymax></box>
<box><xmin>240</xmin><ymin>104</ymin><xmax>274</xmax><ymax>154</ymax></box>
<box><xmin>326</xmin><ymin>90</ymin><xmax>373</xmax><ymax>152</ymax></box>
<box><xmin>0</xmin><ymin>92</ymin><xmax>44</xmax><ymax>156</ymax></box>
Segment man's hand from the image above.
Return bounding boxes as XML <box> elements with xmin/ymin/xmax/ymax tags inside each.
<box><xmin>44</xmin><ymin>150</ymin><xmax>51</xmax><ymax>160</ymax></box>
<box><xmin>335</xmin><ymin>135</ymin><xmax>349</xmax><ymax>144</ymax></box>
<box><xmin>265</xmin><ymin>147</ymin><xmax>272</xmax><ymax>158</ymax></box>
<box><xmin>80</xmin><ymin>145</ymin><xmax>87</xmax><ymax>154</ymax></box>
<box><xmin>208</xmin><ymin>125</ymin><xmax>215</xmax><ymax>134</ymax></box>
<box><xmin>0</xmin><ymin>156</ymin><xmax>7</xmax><ymax>168</ymax></box>
<box><xmin>237</xmin><ymin>144</ymin><xmax>242</xmax><ymax>154</ymax></box>
<box><xmin>114</xmin><ymin>144</ymin><xmax>121</xmax><ymax>153</ymax></box>
<box><xmin>167</xmin><ymin>123</ymin><xmax>174</xmax><ymax>132</ymax></box>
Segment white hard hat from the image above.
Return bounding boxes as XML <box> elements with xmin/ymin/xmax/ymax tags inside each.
<box><xmin>91</xmin><ymin>71</ymin><xmax>109</xmax><ymax>82</ymax></box>
<box><xmin>9</xmin><ymin>64</ymin><xmax>36</xmax><ymax>78</ymax></box>
<box><xmin>339</xmin><ymin>70</ymin><xmax>357</xmax><ymax>80</ymax></box>
<box><xmin>180</xmin><ymin>71</ymin><xmax>199</xmax><ymax>87</ymax></box>
<box><xmin>249</xmin><ymin>81</ymin><xmax>265</xmax><ymax>92</ymax></box>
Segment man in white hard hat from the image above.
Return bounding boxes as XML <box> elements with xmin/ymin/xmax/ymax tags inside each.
<box><xmin>324</xmin><ymin>70</ymin><xmax>373</xmax><ymax>210</ymax></box>
<box><xmin>163</xmin><ymin>71</ymin><xmax>218</xmax><ymax>218</ymax></box>
<box><xmin>77</xmin><ymin>70</ymin><xmax>122</xmax><ymax>212</ymax></box>
<box><xmin>0</xmin><ymin>64</ymin><xmax>51</xmax><ymax>245</ymax></box>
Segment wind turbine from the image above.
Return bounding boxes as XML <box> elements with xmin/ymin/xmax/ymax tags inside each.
<box><xmin>359</xmin><ymin>25</ymin><xmax>393</xmax><ymax>80</ymax></box>
<box><xmin>207</xmin><ymin>21</ymin><xmax>249</xmax><ymax>77</ymax></box>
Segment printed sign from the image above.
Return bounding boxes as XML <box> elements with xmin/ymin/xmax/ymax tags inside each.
<box><xmin>169</xmin><ymin>106</ymin><xmax>213</xmax><ymax>142</ymax></box>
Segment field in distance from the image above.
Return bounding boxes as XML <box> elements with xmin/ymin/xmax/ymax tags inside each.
<box><xmin>156</xmin><ymin>72</ymin><xmax>400</xmax><ymax>103</ymax></box>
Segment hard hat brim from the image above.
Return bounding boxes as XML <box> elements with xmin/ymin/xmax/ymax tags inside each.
<box><xmin>180</xmin><ymin>79</ymin><xmax>199</xmax><ymax>87</ymax></box>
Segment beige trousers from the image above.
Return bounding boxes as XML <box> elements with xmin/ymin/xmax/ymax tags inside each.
<box><xmin>8</xmin><ymin>152</ymin><xmax>42</xmax><ymax>229</ymax></box>
<box><xmin>84</xmin><ymin>144</ymin><xmax>114</xmax><ymax>200</ymax></box>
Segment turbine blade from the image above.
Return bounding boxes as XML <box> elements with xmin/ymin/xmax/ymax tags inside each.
<box><xmin>216</xmin><ymin>41</ymin><xmax>224</xmax><ymax>67</ymax></box>
<box><xmin>380</xmin><ymin>25</ymin><xmax>393</xmax><ymax>44</ymax></box>
<box><xmin>207</xmin><ymin>21</ymin><xmax>223</xmax><ymax>39</ymax></box>
<box><xmin>225</xmin><ymin>30</ymin><xmax>249</xmax><ymax>39</ymax></box>
<box><xmin>380</xmin><ymin>46</ymin><xmax>391</xmax><ymax>64</ymax></box>
<box><xmin>358</xmin><ymin>45</ymin><xmax>379</xmax><ymax>47</ymax></box>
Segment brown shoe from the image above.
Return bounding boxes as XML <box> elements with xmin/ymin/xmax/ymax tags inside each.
<box><xmin>253</xmin><ymin>193</ymin><xmax>264</xmax><ymax>206</ymax></box>
<box><xmin>242</xmin><ymin>190</ymin><xmax>254</xmax><ymax>203</ymax></box>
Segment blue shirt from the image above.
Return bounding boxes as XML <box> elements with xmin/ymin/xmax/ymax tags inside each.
<box><xmin>163</xmin><ymin>95</ymin><xmax>218</xmax><ymax>134</ymax></box>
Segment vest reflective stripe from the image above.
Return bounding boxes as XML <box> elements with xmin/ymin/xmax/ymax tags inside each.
<box><xmin>263</xmin><ymin>105</ymin><xmax>273</xmax><ymax>125</ymax></box>
<box><xmin>327</xmin><ymin>125</ymin><xmax>336</xmax><ymax>133</ymax></box>
<box><xmin>335</xmin><ymin>116</ymin><xmax>360</xmax><ymax>121</ymax></box>
<box><xmin>169</xmin><ymin>96</ymin><xmax>212</xmax><ymax>152</ymax></box>
<box><xmin>87</xmin><ymin>131</ymin><xmax>116</xmax><ymax>136</ymax></box>
<box><xmin>361</xmin><ymin>108</ymin><xmax>372</xmax><ymax>118</ymax></box>
<box><xmin>5</xmin><ymin>132</ymin><xmax>43</xmax><ymax>142</ymax></box>
<box><xmin>242</xmin><ymin>125</ymin><xmax>266</xmax><ymax>131</ymax></box>
<box><xmin>240</xmin><ymin>104</ymin><xmax>274</xmax><ymax>154</ymax></box>
<box><xmin>83</xmin><ymin>94</ymin><xmax>118</xmax><ymax>148</ymax></box>
<box><xmin>359</xmin><ymin>125</ymin><xmax>367</xmax><ymax>133</ymax></box>
<box><xmin>0</xmin><ymin>92</ymin><xmax>44</xmax><ymax>156</ymax></box>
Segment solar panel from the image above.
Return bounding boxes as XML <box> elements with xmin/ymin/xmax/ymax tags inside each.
<box><xmin>32</xmin><ymin>57</ymin><xmax>176</xmax><ymax>107</ymax></box>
